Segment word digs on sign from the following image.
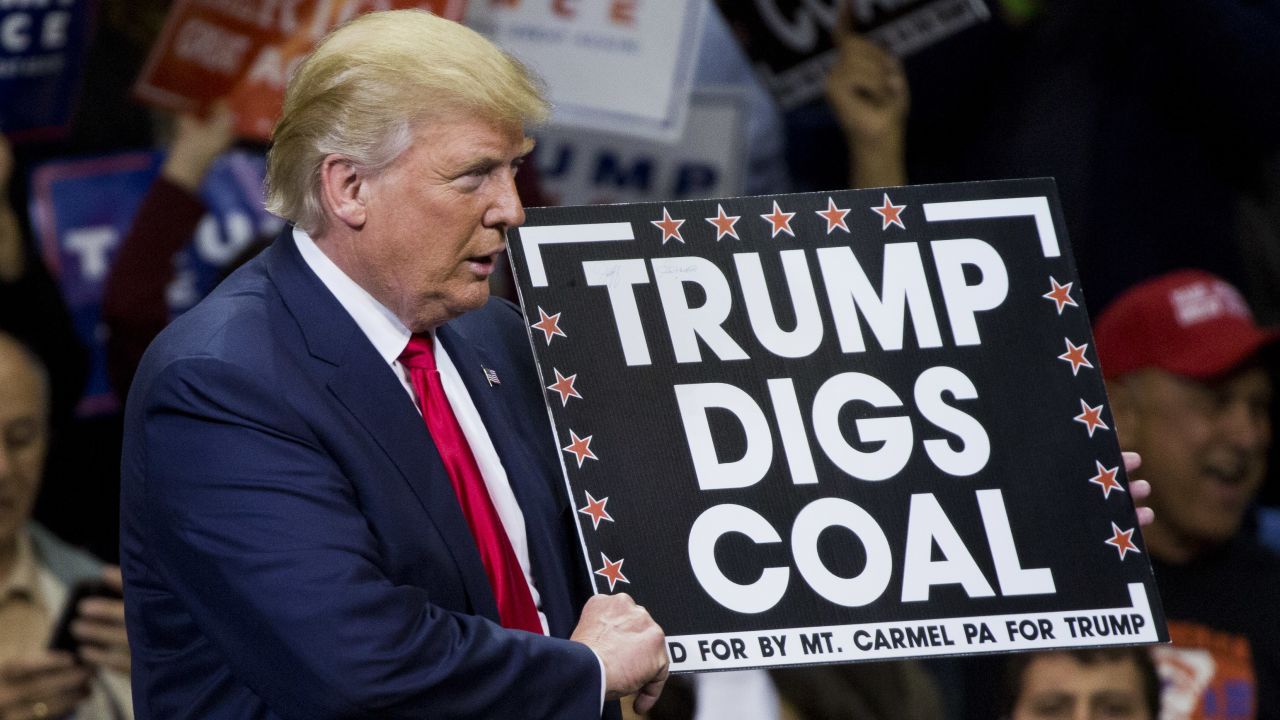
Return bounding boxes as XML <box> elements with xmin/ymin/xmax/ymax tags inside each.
<box><xmin>508</xmin><ymin>178</ymin><xmax>1167</xmax><ymax>672</ymax></box>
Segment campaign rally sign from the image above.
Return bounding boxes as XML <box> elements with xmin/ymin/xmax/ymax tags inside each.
<box><xmin>533</xmin><ymin>90</ymin><xmax>747</xmax><ymax>206</ymax></box>
<box><xmin>0</xmin><ymin>0</ymin><xmax>95</xmax><ymax>140</ymax></box>
<box><xmin>718</xmin><ymin>0</ymin><xmax>990</xmax><ymax>110</ymax></box>
<box><xmin>507</xmin><ymin>178</ymin><xmax>1167</xmax><ymax>671</ymax></box>
<box><xmin>133</xmin><ymin>0</ymin><xmax>466</xmax><ymax>141</ymax></box>
<box><xmin>29</xmin><ymin>149</ymin><xmax>281</xmax><ymax>415</ymax></box>
<box><xmin>467</xmin><ymin>0</ymin><xmax>705</xmax><ymax>142</ymax></box>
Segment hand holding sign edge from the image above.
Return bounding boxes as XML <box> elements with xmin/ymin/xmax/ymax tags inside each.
<box><xmin>570</xmin><ymin>593</ymin><xmax>669</xmax><ymax>714</ymax></box>
<box><xmin>1123</xmin><ymin>451</ymin><xmax>1154</xmax><ymax>527</ymax></box>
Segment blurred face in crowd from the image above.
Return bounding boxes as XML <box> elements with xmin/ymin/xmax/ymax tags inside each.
<box><xmin>0</xmin><ymin>336</ymin><xmax>48</xmax><ymax>550</ymax></box>
<box><xmin>334</xmin><ymin>115</ymin><xmax>531</xmax><ymax>332</ymax></box>
<box><xmin>1011</xmin><ymin>652</ymin><xmax>1154</xmax><ymax>720</ymax></box>
<box><xmin>1113</xmin><ymin>363</ymin><xmax>1272</xmax><ymax>559</ymax></box>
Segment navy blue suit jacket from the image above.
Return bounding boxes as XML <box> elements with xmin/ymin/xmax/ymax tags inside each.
<box><xmin>120</xmin><ymin>232</ymin><xmax>605</xmax><ymax>719</ymax></box>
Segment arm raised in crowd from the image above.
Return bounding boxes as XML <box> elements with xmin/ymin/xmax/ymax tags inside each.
<box><xmin>824</xmin><ymin>18</ymin><xmax>909</xmax><ymax>189</ymax></box>
<box><xmin>100</xmin><ymin>102</ymin><xmax>235</xmax><ymax>396</ymax></box>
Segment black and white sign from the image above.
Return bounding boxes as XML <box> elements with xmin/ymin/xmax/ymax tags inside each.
<box><xmin>718</xmin><ymin>0</ymin><xmax>990</xmax><ymax>109</ymax></box>
<box><xmin>508</xmin><ymin>179</ymin><xmax>1168</xmax><ymax>672</ymax></box>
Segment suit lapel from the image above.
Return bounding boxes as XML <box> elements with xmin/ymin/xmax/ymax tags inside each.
<box><xmin>438</xmin><ymin>323</ymin><xmax>580</xmax><ymax>637</ymax></box>
<box><xmin>325</xmin><ymin>357</ymin><xmax>500</xmax><ymax>622</ymax></box>
<box><xmin>264</xmin><ymin>232</ymin><xmax>499</xmax><ymax>622</ymax></box>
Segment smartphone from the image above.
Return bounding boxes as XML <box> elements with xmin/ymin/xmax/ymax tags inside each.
<box><xmin>47</xmin><ymin>579</ymin><xmax>124</xmax><ymax>654</ymax></box>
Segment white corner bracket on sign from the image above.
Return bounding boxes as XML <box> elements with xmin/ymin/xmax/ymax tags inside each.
<box><xmin>923</xmin><ymin>197</ymin><xmax>1060</xmax><ymax>259</ymax></box>
<box><xmin>518</xmin><ymin>223</ymin><xmax>636</xmax><ymax>288</ymax></box>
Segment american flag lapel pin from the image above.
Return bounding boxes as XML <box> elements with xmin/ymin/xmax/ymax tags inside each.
<box><xmin>483</xmin><ymin>366</ymin><xmax>500</xmax><ymax>386</ymax></box>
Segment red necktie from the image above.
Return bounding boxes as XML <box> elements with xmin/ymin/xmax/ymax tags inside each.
<box><xmin>399</xmin><ymin>334</ymin><xmax>544</xmax><ymax>634</ymax></box>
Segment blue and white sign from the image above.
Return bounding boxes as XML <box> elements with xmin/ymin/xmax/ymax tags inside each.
<box><xmin>29</xmin><ymin>149</ymin><xmax>282</xmax><ymax>415</ymax></box>
<box><xmin>534</xmin><ymin>90</ymin><xmax>747</xmax><ymax>206</ymax></box>
<box><xmin>0</xmin><ymin>0</ymin><xmax>95</xmax><ymax>140</ymax></box>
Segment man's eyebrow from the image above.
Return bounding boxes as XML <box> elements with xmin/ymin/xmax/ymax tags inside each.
<box><xmin>452</xmin><ymin>140</ymin><xmax>537</xmax><ymax>175</ymax></box>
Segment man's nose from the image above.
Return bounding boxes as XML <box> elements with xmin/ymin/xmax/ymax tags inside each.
<box><xmin>487</xmin><ymin>172</ymin><xmax>526</xmax><ymax>229</ymax></box>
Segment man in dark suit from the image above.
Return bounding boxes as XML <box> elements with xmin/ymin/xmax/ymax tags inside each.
<box><xmin>119</xmin><ymin>9</ymin><xmax>667</xmax><ymax>719</ymax></box>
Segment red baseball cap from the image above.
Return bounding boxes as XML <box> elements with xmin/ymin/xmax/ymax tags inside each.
<box><xmin>1094</xmin><ymin>269</ymin><xmax>1280</xmax><ymax>380</ymax></box>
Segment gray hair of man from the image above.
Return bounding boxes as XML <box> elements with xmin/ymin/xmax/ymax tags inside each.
<box><xmin>264</xmin><ymin>8</ymin><xmax>549</xmax><ymax>235</ymax></box>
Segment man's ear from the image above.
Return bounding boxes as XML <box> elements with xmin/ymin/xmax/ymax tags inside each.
<box><xmin>318</xmin><ymin>155</ymin><xmax>368</xmax><ymax>229</ymax></box>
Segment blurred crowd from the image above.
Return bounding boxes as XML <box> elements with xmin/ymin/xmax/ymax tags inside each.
<box><xmin>2</xmin><ymin>0</ymin><xmax>1279</xmax><ymax>719</ymax></box>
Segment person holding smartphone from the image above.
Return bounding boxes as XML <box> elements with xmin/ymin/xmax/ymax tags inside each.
<box><xmin>0</xmin><ymin>324</ymin><xmax>133</xmax><ymax>720</ymax></box>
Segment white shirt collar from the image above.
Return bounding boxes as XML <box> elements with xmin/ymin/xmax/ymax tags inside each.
<box><xmin>293</xmin><ymin>226</ymin><xmax>413</xmax><ymax>364</ymax></box>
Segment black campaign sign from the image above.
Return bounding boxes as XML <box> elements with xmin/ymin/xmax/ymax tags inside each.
<box><xmin>508</xmin><ymin>179</ymin><xmax>1168</xmax><ymax>672</ymax></box>
<box><xmin>716</xmin><ymin>0</ymin><xmax>991</xmax><ymax>109</ymax></box>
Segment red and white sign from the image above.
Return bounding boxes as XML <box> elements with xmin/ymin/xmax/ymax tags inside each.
<box><xmin>467</xmin><ymin>0</ymin><xmax>705</xmax><ymax>142</ymax></box>
<box><xmin>133</xmin><ymin>0</ymin><xmax>466</xmax><ymax>141</ymax></box>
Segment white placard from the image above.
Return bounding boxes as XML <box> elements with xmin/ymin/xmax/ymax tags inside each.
<box><xmin>532</xmin><ymin>89</ymin><xmax>747</xmax><ymax>206</ymax></box>
<box><xmin>468</xmin><ymin>0</ymin><xmax>706</xmax><ymax>142</ymax></box>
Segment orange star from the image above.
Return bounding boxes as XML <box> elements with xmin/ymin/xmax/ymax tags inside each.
<box><xmin>595</xmin><ymin>553</ymin><xmax>629</xmax><ymax>591</ymax></box>
<box><xmin>1057</xmin><ymin>338</ymin><xmax>1094</xmax><ymax>376</ymax></box>
<box><xmin>651</xmin><ymin>207</ymin><xmax>685</xmax><ymax>244</ymax></box>
<box><xmin>1088</xmin><ymin>460</ymin><xmax>1124</xmax><ymax>499</ymax></box>
<box><xmin>562</xmin><ymin>430</ymin><xmax>597</xmax><ymax>468</ymax></box>
<box><xmin>531</xmin><ymin>306</ymin><xmax>567</xmax><ymax>345</ymax></box>
<box><xmin>1104</xmin><ymin>522</ymin><xmax>1141</xmax><ymax>560</ymax></box>
<box><xmin>1073</xmin><ymin>399</ymin><xmax>1110</xmax><ymax>438</ymax></box>
<box><xmin>871</xmin><ymin>194</ymin><xmax>906</xmax><ymax>230</ymax></box>
<box><xmin>705</xmin><ymin>203</ymin><xmax>740</xmax><ymax>241</ymax></box>
<box><xmin>1042</xmin><ymin>277</ymin><xmax>1078</xmax><ymax>315</ymax></box>
<box><xmin>578</xmin><ymin>491</ymin><xmax>613</xmax><ymax>530</ymax></box>
<box><xmin>760</xmin><ymin>201</ymin><xmax>796</xmax><ymax>238</ymax></box>
<box><xmin>547</xmin><ymin>368</ymin><xmax>582</xmax><ymax>406</ymax></box>
<box><xmin>816</xmin><ymin>196</ymin><xmax>850</xmax><ymax>234</ymax></box>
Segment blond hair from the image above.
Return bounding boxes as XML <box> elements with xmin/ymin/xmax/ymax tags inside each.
<box><xmin>265</xmin><ymin>9</ymin><xmax>549</xmax><ymax>234</ymax></box>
